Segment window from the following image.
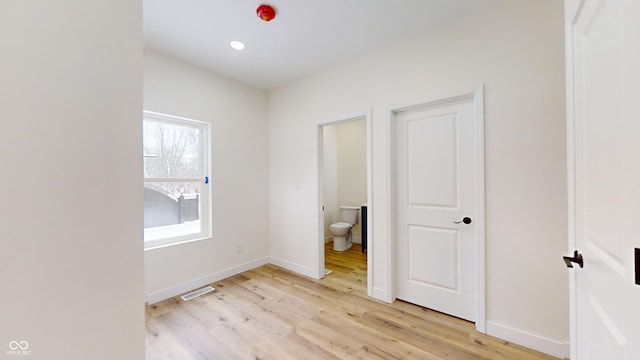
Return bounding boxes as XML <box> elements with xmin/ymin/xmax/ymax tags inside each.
<box><xmin>143</xmin><ymin>111</ymin><xmax>210</xmax><ymax>249</ymax></box>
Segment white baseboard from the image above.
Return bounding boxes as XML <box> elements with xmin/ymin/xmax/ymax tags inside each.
<box><xmin>269</xmin><ymin>256</ymin><xmax>319</xmax><ymax>279</ymax></box>
<box><xmin>325</xmin><ymin>236</ymin><xmax>362</xmax><ymax>244</ymax></box>
<box><xmin>145</xmin><ymin>257</ymin><xmax>270</xmax><ymax>305</ymax></box>
<box><xmin>486</xmin><ymin>321</ymin><xmax>569</xmax><ymax>359</ymax></box>
<box><xmin>372</xmin><ymin>286</ymin><xmax>393</xmax><ymax>303</ymax></box>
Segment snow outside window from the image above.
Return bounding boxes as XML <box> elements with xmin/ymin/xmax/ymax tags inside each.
<box><xmin>143</xmin><ymin>111</ymin><xmax>210</xmax><ymax>249</ymax></box>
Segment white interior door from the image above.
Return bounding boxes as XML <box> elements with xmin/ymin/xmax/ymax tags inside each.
<box><xmin>394</xmin><ymin>95</ymin><xmax>479</xmax><ymax>322</ymax></box>
<box><xmin>566</xmin><ymin>0</ymin><xmax>640</xmax><ymax>358</ymax></box>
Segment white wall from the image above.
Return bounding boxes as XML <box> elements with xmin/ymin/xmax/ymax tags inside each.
<box><xmin>0</xmin><ymin>1</ymin><xmax>144</xmax><ymax>359</ymax></box>
<box><xmin>322</xmin><ymin>126</ymin><xmax>338</xmax><ymax>242</ymax></box>
<box><xmin>337</xmin><ymin>120</ymin><xmax>367</xmax><ymax>242</ymax></box>
<box><xmin>143</xmin><ymin>49</ymin><xmax>270</xmax><ymax>303</ymax></box>
<box><xmin>269</xmin><ymin>0</ymin><xmax>568</xmax><ymax>357</ymax></box>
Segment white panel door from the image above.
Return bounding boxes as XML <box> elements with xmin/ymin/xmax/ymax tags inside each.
<box><xmin>566</xmin><ymin>0</ymin><xmax>640</xmax><ymax>358</ymax></box>
<box><xmin>395</xmin><ymin>96</ymin><xmax>478</xmax><ymax>322</ymax></box>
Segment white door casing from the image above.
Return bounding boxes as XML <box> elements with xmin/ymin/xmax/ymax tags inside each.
<box><xmin>393</xmin><ymin>89</ymin><xmax>484</xmax><ymax>325</ymax></box>
<box><xmin>566</xmin><ymin>0</ymin><xmax>640</xmax><ymax>358</ymax></box>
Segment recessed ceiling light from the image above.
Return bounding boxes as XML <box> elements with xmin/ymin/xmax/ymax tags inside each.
<box><xmin>230</xmin><ymin>41</ymin><xmax>245</xmax><ymax>50</ymax></box>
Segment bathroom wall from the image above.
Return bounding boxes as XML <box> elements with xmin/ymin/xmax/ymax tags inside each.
<box><xmin>322</xmin><ymin>125</ymin><xmax>338</xmax><ymax>241</ymax></box>
<box><xmin>337</xmin><ymin>119</ymin><xmax>367</xmax><ymax>242</ymax></box>
<box><xmin>268</xmin><ymin>0</ymin><xmax>568</xmax><ymax>357</ymax></box>
<box><xmin>144</xmin><ymin>49</ymin><xmax>270</xmax><ymax>303</ymax></box>
<box><xmin>322</xmin><ymin>120</ymin><xmax>367</xmax><ymax>244</ymax></box>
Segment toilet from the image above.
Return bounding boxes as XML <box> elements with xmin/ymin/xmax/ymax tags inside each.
<box><xmin>330</xmin><ymin>206</ymin><xmax>360</xmax><ymax>251</ymax></box>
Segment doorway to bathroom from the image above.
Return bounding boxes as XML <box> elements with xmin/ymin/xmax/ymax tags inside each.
<box><xmin>317</xmin><ymin>113</ymin><xmax>372</xmax><ymax>296</ymax></box>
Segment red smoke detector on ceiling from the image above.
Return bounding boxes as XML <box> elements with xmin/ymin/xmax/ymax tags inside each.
<box><xmin>256</xmin><ymin>4</ymin><xmax>276</xmax><ymax>22</ymax></box>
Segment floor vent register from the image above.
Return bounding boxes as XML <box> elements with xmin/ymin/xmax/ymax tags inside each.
<box><xmin>180</xmin><ymin>286</ymin><xmax>216</xmax><ymax>301</ymax></box>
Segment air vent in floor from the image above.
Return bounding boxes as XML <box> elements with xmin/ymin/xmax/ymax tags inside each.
<box><xmin>180</xmin><ymin>285</ymin><xmax>215</xmax><ymax>301</ymax></box>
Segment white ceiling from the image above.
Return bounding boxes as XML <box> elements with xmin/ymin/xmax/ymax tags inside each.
<box><xmin>144</xmin><ymin>0</ymin><xmax>506</xmax><ymax>89</ymax></box>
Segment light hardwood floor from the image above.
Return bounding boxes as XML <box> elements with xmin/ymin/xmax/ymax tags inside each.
<box><xmin>146</xmin><ymin>243</ymin><xmax>560</xmax><ymax>359</ymax></box>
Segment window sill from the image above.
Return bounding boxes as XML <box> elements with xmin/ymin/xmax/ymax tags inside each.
<box><xmin>144</xmin><ymin>235</ymin><xmax>211</xmax><ymax>251</ymax></box>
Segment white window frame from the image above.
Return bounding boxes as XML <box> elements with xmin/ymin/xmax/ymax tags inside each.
<box><xmin>143</xmin><ymin>110</ymin><xmax>211</xmax><ymax>250</ymax></box>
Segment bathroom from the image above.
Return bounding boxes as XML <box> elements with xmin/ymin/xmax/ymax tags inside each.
<box><xmin>322</xmin><ymin>118</ymin><xmax>368</xmax><ymax>256</ymax></box>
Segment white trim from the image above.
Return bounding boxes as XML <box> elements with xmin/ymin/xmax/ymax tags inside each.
<box><xmin>143</xmin><ymin>110</ymin><xmax>210</xmax><ymax>128</ymax></box>
<box><xmin>269</xmin><ymin>256</ymin><xmax>319</xmax><ymax>279</ymax></box>
<box><xmin>144</xmin><ymin>235</ymin><xmax>210</xmax><ymax>251</ymax></box>
<box><xmin>145</xmin><ymin>257</ymin><xmax>269</xmax><ymax>304</ymax></box>
<box><xmin>372</xmin><ymin>287</ymin><xmax>392</xmax><ymax>303</ymax></box>
<box><xmin>564</xmin><ymin>2</ymin><xmax>579</xmax><ymax>358</ymax></box>
<box><xmin>365</xmin><ymin>108</ymin><xmax>374</xmax><ymax>298</ymax></box>
<box><xmin>383</xmin><ymin>105</ymin><xmax>396</xmax><ymax>304</ymax></box>
<box><xmin>387</xmin><ymin>91</ymin><xmax>476</xmax><ymax>115</ymax></box>
<box><xmin>386</xmin><ymin>87</ymin><xmax>486</xmax><ymax>331</ymax></box>
<box><xmin>486</xmin><ymin>321</ymin><xmax>570</xmax><ymax>359</ymax></box>
<box><xmin>317</xmin><ymin>124</ymin><xmax>326</xmax><ymax>279</ymax></box>
<box><xmin>144</xmin><ymin>178</ymin><xmax>203</xmax><ymax>183</ymax></box>
<box><xmin>474</xmin><ymin>86</ymin><xmax>487</xmax><ymax>333</ymax></box>
<box><xmin>318</xmin><ymin>112</ymin><xmax>369</xmax><ymax>127</ymax></box>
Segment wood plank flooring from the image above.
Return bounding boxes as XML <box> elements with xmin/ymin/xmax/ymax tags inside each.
<box><xmin>146</xmin><ymin>243</ymin><xmax>560</xmax><ymax>360</ymax></box>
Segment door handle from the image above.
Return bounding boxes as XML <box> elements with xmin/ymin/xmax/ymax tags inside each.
<box><xmin>454</xmin><ymin>217</ymin><xmax>472</xmax><ymax>224</ymax></box>
<box><xmin>563</xmin><ymin>250</ymin><xmax>584</xmax><ymax>268</ymax></box>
